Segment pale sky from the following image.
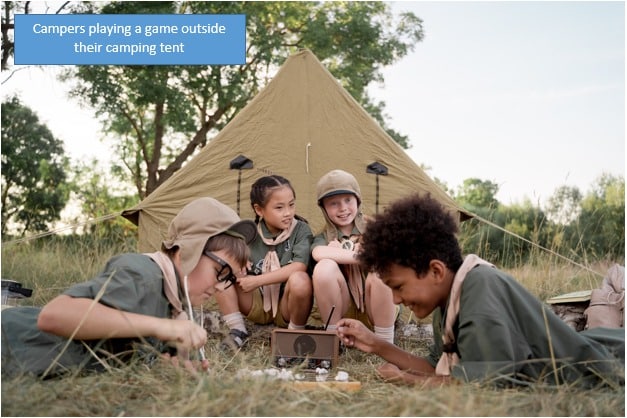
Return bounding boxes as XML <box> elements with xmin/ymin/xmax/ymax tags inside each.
<box><xmin>2</xmin><ymin>1</ymin><xmax>625</xmax><ymax>207</ymax></box>
<box><xmin>372</xmin><ymin>1</ymin><xmax>625</xmax><ymax>204</ymax></box>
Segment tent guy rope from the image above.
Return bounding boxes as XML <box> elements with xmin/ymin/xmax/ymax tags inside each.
<box><xmin>2</xmin><ymin>208</ymin><xmax>604</xmax><ymax>279</ymax></box>
<box><xmin>2</xmin><ymin>212</ymin><xmax>121</xmax><ymax>246</ymax></box>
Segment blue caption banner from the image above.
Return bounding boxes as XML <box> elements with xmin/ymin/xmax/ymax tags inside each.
<box><xmin>15</xmin><ymin>14</ymin><xmax>246</xmax><ymax>65</ymax></box>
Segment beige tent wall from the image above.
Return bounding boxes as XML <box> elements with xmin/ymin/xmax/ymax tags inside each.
<box><xmin>123</xmin><ymin>50</ymin><xmax>470</xmax><ymax>252</ymax></box>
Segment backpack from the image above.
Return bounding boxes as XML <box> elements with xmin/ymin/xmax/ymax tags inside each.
<box><xmin>584</xmin><ymin>264</ymin><xmax>625</xmax><ymax>329</ymax></box>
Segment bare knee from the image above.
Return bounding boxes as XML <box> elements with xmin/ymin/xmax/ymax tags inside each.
<box><xmin>287</xmin><ymin>271</ymin><xmax>313</xmax><ymax>298</ymax></box>
<box><xmin>366</xmin><ymin>273</ymin><xmax>389</xmax><ymax>293</ymax></box>
<box><xmin>312</xmin><ymin>259</ymin><xmax>342</xmax><ymax>287</ymax></box>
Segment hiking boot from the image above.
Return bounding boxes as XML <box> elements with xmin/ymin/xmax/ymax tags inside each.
<box><xmin>220</xmin><ymin>329</ymin><xmax>249</xmax><ymax>352</ymax></box>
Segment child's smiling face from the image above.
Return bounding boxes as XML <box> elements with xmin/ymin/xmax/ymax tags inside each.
<box><xmin>380</xmin><ymin>262</ymin><xmax>452</xmax><ymax>319</ymax></box>
<box><xmin>322</xmin><ymin>193</ymin><xmax>359</xmax><ymax>229</ymax></box>
<box><xmin>253</xmin><ymin>185</ymin><xmax>296</xmax><ymax>235</ymax></box>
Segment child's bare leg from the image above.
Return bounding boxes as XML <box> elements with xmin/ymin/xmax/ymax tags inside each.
<box><xmin>214</xmin><ymin>286</ymin><xmax>241</xmax><ymax>316</ymax></box>
<box><xmin>312</xmin><ymin>259</ymin><xmax>350</xmax><ymax>329</ymax></box>
<box><xmin>282</xmin><ymin>271</ymin><xmax>313</xmax><ymax>327</ymax></box>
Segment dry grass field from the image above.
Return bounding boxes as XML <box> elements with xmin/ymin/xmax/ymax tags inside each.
<box><xmin>1</xmin><ymin>238</ymin><xmax>624</xmax><ymax>416</ymax></box>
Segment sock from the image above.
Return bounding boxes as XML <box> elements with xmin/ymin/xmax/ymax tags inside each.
<box><xmin>288</xmin><ymin>322</ymin><xmax>305</xmax><ymax>330</ymax></box>
<box><xmin>222</xmin><ymin>312</ymin><xmax>248</xmax><ymax>334</ymax></box>
<box><xmin>374</xmin><ymin>325</ymin><xmax>395</xmax><ymax>344</ymax></box>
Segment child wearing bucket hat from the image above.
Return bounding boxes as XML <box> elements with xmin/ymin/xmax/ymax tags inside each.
<box><xmin>215</xmin><ymin>175</ymin><xmax>313</xmax><ymax>350</ymax></box>
<box><xmin>312</xmin><ymin>169</ymin><xmax>397</xmax><ymax>344</ymax></box>
<box><xmin>1</xmin><ymin>197</ymin><xmax>256</xmax><ymax>378</ymax></box>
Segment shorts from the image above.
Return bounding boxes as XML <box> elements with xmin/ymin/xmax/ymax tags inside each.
<box><xmin>246</xmin><ymin>289</ymin><xmax>288</xmax><ymax>328</ymax></box>
<box><xmin>343</xmin><ymin>299</ymin><xmax>401</xmax><ymax>331</ymax></box>
<box><xmin>344</xmin><ymin>297</ymin><xmax>374</xmax><ymax>330</ymax></box>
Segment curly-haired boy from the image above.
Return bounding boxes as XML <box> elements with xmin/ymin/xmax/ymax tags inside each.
<box><xmin>337</xmin><ymin>194</ymin><xmax>624</xmax><ymax>388</ymax></box>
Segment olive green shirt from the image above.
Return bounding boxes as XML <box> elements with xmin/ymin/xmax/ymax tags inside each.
<box><xmin>1</xmin><ymin>253</ymin><xmax>171</xmax><ymax>377</ymax></box>
<box><xmin>427</xmin><ymin>264</ymin><xmax>624</xmax><ymax>387</ymax></box>
<box><xmin>248</xmin><ymin>219</ymin><xmax>313</xmax><ymax>275</ymax></box>
<box><xmin>311</xmin><ymin>225</ymin><xmax>361</xmax><ymax>249</ymax></box>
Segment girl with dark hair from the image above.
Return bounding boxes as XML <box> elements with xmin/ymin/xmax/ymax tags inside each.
<box><xmin>215</xmin><ymin>175</ymin><xmax>313</xmax><ymax>350</ymax></box>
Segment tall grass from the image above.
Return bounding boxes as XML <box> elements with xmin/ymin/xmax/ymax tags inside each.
<box><xmin>1</xmin><ymin>236</ymin><xmax>624</xmax><ymax>416</ymax></box>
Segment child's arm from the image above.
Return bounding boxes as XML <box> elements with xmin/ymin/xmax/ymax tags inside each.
<box><xmin>375</xmin><ymin>363</ymin><xmax>453</xmax><ymax>387</ymax></box>
<box><xmin>37</xmin><ymin>294</ymin><xmax>207</xmax><ymax>350</ymax></box>
<box><xmin>337</xmin><ymin>318</ymin><xmax>452</xmax><ymax>386</ymax></box>
<box><xmin>237</xmin><ymin>261</ymin><xmax>307</xmax><ymax>293</ymax></box>
<box><xmin>311</xmin><ymin>242</ymin><xmax>358</xmax><ymax>264</ymax></box>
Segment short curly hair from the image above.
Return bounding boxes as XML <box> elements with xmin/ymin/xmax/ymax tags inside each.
<box><xmin>359</xmin><ymin>194</ymin><xmax>464</xmax><ymax>277</ymax></box>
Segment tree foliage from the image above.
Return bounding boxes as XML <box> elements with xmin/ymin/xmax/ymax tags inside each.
<box><xmin>1</xmin><ymin>1</ymin><xmax>91</xmax><ymax>71</ymax></box>
<box><xmin>1</xmin><ymin>96</ymin><xmax>70</xmax><ymax>236</ymax></box>
<box><xmin>565</xmin><ymin>174</ymin><xmax>625</xmax><ymax>259</ymax></box>
<box><xmin>456</xmin><ymin>178</ymin><xmax>500</xmax><ymax>210</ymax></box>
<box><xmin>63</xmin><ymin>1</ymin><xmax>424</xmax><ymax>198</ymax></box>
<box><xmin>457</xmin><ymin>175</ymin><xmax>624</xmax><ymax>266</ymax></box>
<box><xmin>2</xmin><ymin>2</ymin><xmax>622</xmax><ymax>265</ymax></box>
<box><xmin>67</xmin><ymin>159</ymin><xmax>139</xmax><ymax>241</ymax></box>
<box><xmin>545</xmin><ymin>185</ymin><xmax>582</xmax><ymax>225</ymax></box>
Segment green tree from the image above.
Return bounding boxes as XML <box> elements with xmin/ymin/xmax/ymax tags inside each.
<box><xmin>455</xmin><ymin>178</ymin><xmax>554</xmax><ymax>266</ymax></box>
<box><xmin>1</xmin><ymin>1</ymin><xmax>91</xmax><ymax>71</ymax></box>
<box><xmin>67</xmin><ymin>159</ymin><xmax>139</xmax><ymax>242</ymax></box>
<box><xmin>1</xmin><ymin>96</ymin><xmax>70</xmax><ymax>236</ymax></box>
<box><xmin>459</xmin><ymin>200</ymin><xmax>552</xmax><ymax>266</ymax></box>
<box><xmin>545</xmin><ymin>185</ymin><xmax>582</xmax><ymax>225</ymax></box>
<box><xmin>566</xmin><ymin>174</ymin><xmax>625</xmax><ymax>260</ymax></box>
<box><xmin>64</xmin><ymin>1</ymin><xmax>424</xmax><ymax>198</ymax></box>
<box><xmin>456</xmin><ymin>178</ymin><xmax>500</xmax><ymax>211</ymax></box>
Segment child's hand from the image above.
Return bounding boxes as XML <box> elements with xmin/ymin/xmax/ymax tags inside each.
<box><xmin>157</xmin><ymin>319</ymin><xmax>207</xmax><ymax>350</ymax></box>
<box><xmin>237</xmin><ymin>275</ymin><xmax>259</xmax><ymax>293</ymax></box>
<box><xmin>336</xmin><ymin>318</ymin><xmax>378</xmax><ymax>353</ymax></box>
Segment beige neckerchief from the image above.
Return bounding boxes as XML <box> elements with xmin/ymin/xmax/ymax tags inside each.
<box><xmin>258</xmin><ymin>218</ymin><xmax>298</xmax><ymax>317</ymax></box>
<box><xmin>144</xmin><ymin>251</ymin><xmax>188</xmax><ymax>321</ymax></box>
<box><xmin>435</xmin><ymin>254</ymin><xmax>494</xmax><ymax>376</ymax></box>
<box><xmin>337</xmin><ymin>234</ymin><xmax>365</xmax><ymax>312</ymax></box>
<box><xmin>322</xmin><ymin>213</ymin><xmax>367</xmax><ymax>312</ymax></box>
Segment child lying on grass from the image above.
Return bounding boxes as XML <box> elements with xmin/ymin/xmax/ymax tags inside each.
<box><xmin>1</xmin><ymin>197</ymin><xmax>256</xmax><ymax>378</ymax></box>
<box><xmin>337</xmin><ymin>194</ymin><xmax>624</xmax><ymax>388</ymax></box>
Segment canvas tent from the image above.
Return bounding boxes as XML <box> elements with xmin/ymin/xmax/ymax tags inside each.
<box><xmin>122</xmin><ymin>49</ymin><xmax>471</xmax><ymax>252</ymax></box>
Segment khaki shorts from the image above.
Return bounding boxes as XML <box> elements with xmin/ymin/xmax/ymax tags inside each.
<box><xmin>344</xmin><ymin>297</ymin><xmax>374</xmax><ymax>330</ymax></box>
<box><xmin>343</xmin><ymin>299</ymin><xmax>401</xmax><ymax>331</ymax></box>
<box><xmin>246</xmin><ymin>289</ymin><xmax>288</xmax><ymax>328</ymax></box>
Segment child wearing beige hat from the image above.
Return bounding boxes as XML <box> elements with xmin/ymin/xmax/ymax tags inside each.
<box><xmin>312</xmin><ymin>169</ymin><xmax>397</xmax><ymax>344</ymax></box>
<box><xmin>1</xmin><ymin>197</ymin><xmax>256</xmax><ymax>377</ymax></box>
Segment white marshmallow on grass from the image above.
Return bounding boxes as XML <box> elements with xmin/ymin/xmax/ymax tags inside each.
<box><xmin>335</xmin><ymin>371</ymin><xmax>349</xmax><ymax>381</ymax></box>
